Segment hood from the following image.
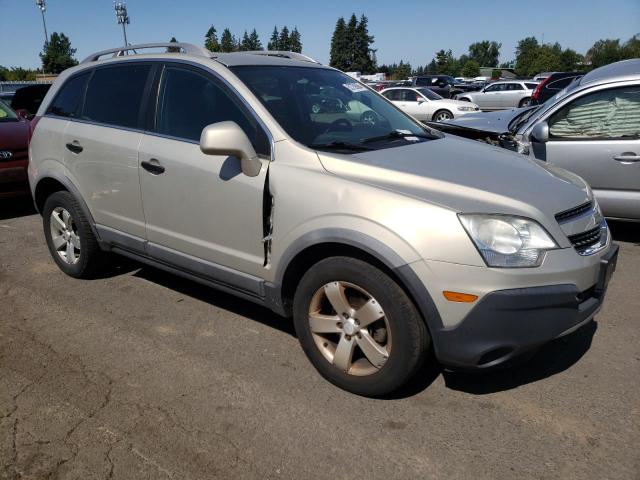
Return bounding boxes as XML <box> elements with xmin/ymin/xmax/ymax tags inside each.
<box><xmin>0</xmin><ymin>119</ymin><xmax>30</xmax><ymax>152</ymax></box>
<box><xmin>438</xmin><ymin>107</ymin><xmax>532</xmax><ymax>134</ymax></box>
<box><xmin>436</xmin><ymin>98</ymin><xmax>479</xmax><ymax>109</ymax></box>
<box><xmin>317</xmin><ymin>135</ymin><xmax>590</xmax><ymax>220</ymax></box>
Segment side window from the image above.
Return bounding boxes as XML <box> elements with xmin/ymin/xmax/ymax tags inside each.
<box><xmin>548</xmin><ymin>86</ymin><xmax>640</xmax><ymax>140</ymax></box>
<box><xmin>525</xmin><ymin>82</ymin><xmax>538</xmax><ymax>90</ymax></box>
<box><xmin>46</xmin><ymin>72</ymin><xmax>90</xmax><ymax>118</ymax></box>
<box><xmin>485</xmin><ymin>84</ymin><xmax>502</xmax><ymax>92</ymax></box>
<box><xmin>548</xmin><ymin>77</ymin><xmax>578</xmax><ymax>91</ymax></box>
<box><xmin>400</xmin><ymin>89</ymin><xmax>418</xmax><ymax>102</ymax></box>
<box><xmin>383</xmin><ymin>90</ymin><xmax>400</xmax><ymax>101</ymax></box>
<box><xmin>156</xmin><ymin>66</ymin><xmax>270</xmax><ymax>156</ymax></box>
<box><xmin>415</xmin><ymin>78</ymin><xmax>429</xmax><ymax>87</ymax></box>
<box><xmin>506</xmin><ymin>83</ymin><xmax>524</xmax><ymax>91</ymax></box>
<box><xmin>82</xmin><ymin>64</ymin><xmax>151</xmax><ymax>129</ymax></box>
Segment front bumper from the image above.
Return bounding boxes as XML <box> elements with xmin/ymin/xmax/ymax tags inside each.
<box><xmin>431</xmin><ymin>244</ymin><xmax>619</xmax><ymax>369</ymax></box>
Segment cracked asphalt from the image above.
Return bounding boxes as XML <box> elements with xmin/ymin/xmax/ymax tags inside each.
<box><xmin>1</xmin><ymin>197</ymin><xmax>639</xmax><ymax>480</ymax></box>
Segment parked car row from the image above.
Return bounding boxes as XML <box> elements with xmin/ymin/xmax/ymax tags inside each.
<box><xmin>20</xmin><ymin>42</ymin><xmax>621</xmax><ymax>397</ymax></box>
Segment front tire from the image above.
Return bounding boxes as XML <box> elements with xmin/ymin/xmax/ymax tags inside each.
<box><xmin>432</xmin><ymin>109</ymin><xmax>453</xmax><ymax>122</ymax></box>
<box><xmin>293</xmin><ymin>257</ymin><xmax>430</xmax><ymax>396</ymax></box>
<box><xmin>43</xmin><ymin>191</ymin><xmax>105</xmax><ymax>278</ymax></box>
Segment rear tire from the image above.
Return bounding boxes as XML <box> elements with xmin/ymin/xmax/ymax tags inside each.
<box><xmin>519</xmin><ymin>97</ymin><xmax>531</xmax><ymax>108</ymax></box>
<box><xmin>293</xmin><ymin>257</ymin><xmax>430</xmax><ymax>396</ymax></box>
<box><xmin>43</xmin><ymin>191</ymin><xmax>105</xmax><ymax>279</ymax></box>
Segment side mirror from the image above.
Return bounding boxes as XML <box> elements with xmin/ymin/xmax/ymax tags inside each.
<box><xmin>200</xmin><ymin>121</ymin><xmax>262</xmax><ymax>177</ymax></box>
<box><xmin>530</xmin><ymin>122</ymin><xmax>549</xmax><ymax>143</ymax></box>
<box><xmin>417</xmin><ymin>97</ymin><xmax>426</xmax><ymax>104</ymax></box>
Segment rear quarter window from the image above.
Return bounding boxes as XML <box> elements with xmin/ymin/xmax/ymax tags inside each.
<box><xmin>46</xmin><ymin>73</ymin><xmax>90</xmax><ymax>118</ymax></box>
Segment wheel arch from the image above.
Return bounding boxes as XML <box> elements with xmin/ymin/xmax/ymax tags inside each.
<box><xmin>33</xmin><ymin>174</ymin><xmax>102</xmax><ymax>243</ymax></box>
<box><xmin>267</xmin><ymin>229</ymin><xmax>444</xmax><ymax>333</ymax></box>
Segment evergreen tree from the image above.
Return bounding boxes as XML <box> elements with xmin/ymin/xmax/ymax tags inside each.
<box><xmin>40</xmin><ymin>32</ymin><xmax>78</xmax><ymax>74</ymax></box>
<box><xmin>278</xmin><ymin>26</ymin><xmax>290</xmax><ymax>51</ymax></box>
<box><xmin>220</xmin><ymin>28</ymin><xmax>235</xmax><ymax>52</ymax></box>
<box><xmin>167</xmin><ymin>37</ymin><xmax>180</xmax><ymax>53</ymax></box>
<box><xmin>248</xmin><ymin>28</ymin><xmax>262</xmax><ymax>50</ymax></box>
<box><xmin>329</xmin><ymin>17</ymin><xmax>348</xmax><ymax>70</ymax></box>
<box><xmin>289</xmin><ymin>27</ymin><xmax>302</xmax><ymax>53</ymax></box>
<box><xmin>353</xmin><ymin>14</ymin><xmax>376</xmax><ymax>73</ymax></box>
<box><xmin>345</xmin><ymin>14</ymin><xmax>358</xmax><ymax>70</ymax></box>
<box><xmin>205</xmin><ymin>26</ymin><xmax>220</xmax><ymax>52</ymax></box>
<box><xmin>268</xmin><ymin>26</ymin><xmax>279</xmax><ymax>50</ymax></box>
<box><xmin>240</xmin><ymin>31</ymin><xmax>251</xmax><ymax>51</ymax></box>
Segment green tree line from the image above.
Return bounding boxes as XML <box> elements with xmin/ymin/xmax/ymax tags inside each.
<box><xmin>378</xmin><ymin>34</ymin><xmax>639</xmax><ymax>79</ymax></box>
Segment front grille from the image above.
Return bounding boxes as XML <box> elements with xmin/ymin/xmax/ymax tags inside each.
<box><xmin>568</xmin><ymin>224</ymin><xmax>603</xmax><ymax>253</ymax></box>
<box><xmin>555</xmin><ymin>201</ymin><xmax>593</xmax><ymax>223</ymax></box>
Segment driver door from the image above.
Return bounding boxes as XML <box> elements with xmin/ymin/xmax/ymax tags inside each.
<box><xmin>477</xmin><ymin>83</ymin><xmax>504</xmax><ymax>109</ymax></box>
<box><xmin>138</xmin><ymin>64</ymin><xmax>272</xmax><ymax>278</ymax></box>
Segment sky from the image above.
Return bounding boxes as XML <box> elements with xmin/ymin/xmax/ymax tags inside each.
<box><xmin>1</xmin><ymin>0</ymin><xmax>638</xmax><ymax>70</ymax></box>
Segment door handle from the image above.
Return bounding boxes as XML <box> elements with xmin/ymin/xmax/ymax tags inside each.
<box><xmin>613</xmin><ymin>153</ymin><xmax>640</xmax><ymax>163</ymax></box>
<box><xmin>65</xmin><ymin>141</ymin><xmax>83</xmax><ymax>154</ymax></box>
<box><xmin>141</xmin><ymin>159</ymin><xmax>165</xmax><ymax>175</ymax></box>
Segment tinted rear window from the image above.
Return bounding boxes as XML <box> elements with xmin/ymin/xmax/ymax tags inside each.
<box><xmin>525</xmin><ymin>83</ymin><xmax>538</xmax><ymax>90</ymax></box>
<box><xmin>46</xmin><ymin>73</ymin><xmax>90</xmax><ymax>118</ymax></box>
<box><xmin>82</xmin><ymin>64</ymin><xmax>151</xmax><ymax>129</ymax></box>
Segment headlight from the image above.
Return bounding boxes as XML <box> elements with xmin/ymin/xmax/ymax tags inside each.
<box><xmin>457</xmin><ymin>106</ymin><xmax>475</xmax><ymax>111</ymax></box>
<box><xmin>459</xmin><ymin>214</ymin><xmax>558</xmax><ymax>267</ymax></box>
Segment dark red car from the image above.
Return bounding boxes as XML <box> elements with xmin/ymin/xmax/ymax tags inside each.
<box><xmin>0</xmin><ymin>100</ymin><xmax>31</xmax><ymax>198</ymax></box>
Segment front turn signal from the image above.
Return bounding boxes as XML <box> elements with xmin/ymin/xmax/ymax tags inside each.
<box><xmin>443</xmin><ymin>291</ymin><xmax>478</xmax><ymax>303</ymax></box>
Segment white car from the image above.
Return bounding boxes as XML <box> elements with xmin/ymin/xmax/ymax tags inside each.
<box><xmin>456</xmin><ymin>81</ymin><xmax>539</xmax><ymax>110</ymax></box>
<box><xmin>380</xmin><ymin>87</ymin><xmax>480</xmax><ymax>122</ymax></box>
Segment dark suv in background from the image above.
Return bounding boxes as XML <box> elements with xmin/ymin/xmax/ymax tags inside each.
<box><xmin>410</xmin><ymin>75</ymin><xmax>459</xmax><ymax>98</ymax></box>
<box><xmin>530</xmin><ymin>72</ymin><xmax>583</xmax><ymax>105</ymax></box>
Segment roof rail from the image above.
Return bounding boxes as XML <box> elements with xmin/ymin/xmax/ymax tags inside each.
<box><xmin>240</xmin><ymin>51</ymin><xmax>320</xmax><ymax>64</ymax></box>
<box><xmin>81</xmin><ymin>43</ymin><xmax>212</xmax><ymax>63</ymax></box>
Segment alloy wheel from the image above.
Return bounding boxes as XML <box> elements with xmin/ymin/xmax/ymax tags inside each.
<box><xmin>434</xmin><ymin>111</ymin><xmax>452</xmax><ymax>122</ymax></box>
<box><xmin>49</xmin><ymin>207</ymin><xmax>81</xmax><ymax>264</ymax></box>
<box><xmin>308</xmin><ymin>281</ymin><xmax>391</xmax><ymax>376</ymax></box>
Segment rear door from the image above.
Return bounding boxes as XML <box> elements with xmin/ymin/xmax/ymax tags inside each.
<box><xmin>138</xmin><ymin>63</ymin><xmax>271</xmax><ymax>278</ymax></box>
<box><xmin>503</xmin><ymin>82</ymin><xmax>524</xmax><ymax>108</ymax></box>
<box><xmin>62</xmin><ymin>63</ymin><xmax>152</xmax><ymax>241</ymax></box>
<box><xmin>537</xmin><ymin>83</ymin><xmax>640</xmax><ymax>220</ymax></box>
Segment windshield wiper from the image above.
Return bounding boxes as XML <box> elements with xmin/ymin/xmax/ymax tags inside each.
<box><xmin>361</xmin><ymin>130</ymin><xmax>434</xmax><ymax>144</ymax></box>
<box><xmin>309</xmin><ymin>141</ymin><xmax>373</xmax><ymax>152</ymax></box>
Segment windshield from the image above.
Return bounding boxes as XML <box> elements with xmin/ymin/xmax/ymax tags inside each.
<box><xmin>0</xmin><ymin>100</ymin><xmax>18</xmax><ymax>122</ymax></box>
<box><xmin>416</xmin><ymin>88</ymin><xmax>443</xmax><ymax>101</ymax></box>
<box><xmin>231</xmin><ymin>66</ymin><xmax>440</xmax><ymax>152</ymax></box>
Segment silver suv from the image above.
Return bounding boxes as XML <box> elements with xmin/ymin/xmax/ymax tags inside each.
<box><xmin>29</xmin><ymin>43</ymin><xmax>618</xmax><ymax>396</ymax></box>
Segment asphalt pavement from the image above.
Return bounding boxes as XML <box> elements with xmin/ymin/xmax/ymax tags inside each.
<box><xmin>1</xmin><ymin>196</ymin><xmax>639</xmax><ymax>479</ymax></box>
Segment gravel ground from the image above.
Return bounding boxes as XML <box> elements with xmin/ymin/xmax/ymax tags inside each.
<box><xmin>1</xmin><ymin>197</ymin><xmax>639</xmax><ymax>480</ymax></box>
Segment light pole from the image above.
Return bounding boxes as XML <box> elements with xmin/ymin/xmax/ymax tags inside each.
<box><xmin>35</xmin><ymin>0</ymin><xmax>48</xmax><ymax>45</ymax></box>
<box><xmin>114</xmin><ymin>2</ymin><xmax>130</xmax><ymax>47</ymax></box>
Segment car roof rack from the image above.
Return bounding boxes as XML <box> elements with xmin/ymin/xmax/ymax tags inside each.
<box><xmin>238</xmin><ymin>51</ymin><xmax>320</xmax><ymax>64</ymax></box>
<box><xmin>81</xmin><ymin>42</ymin><xmax>212</xmax><ymax>63</ymax></box>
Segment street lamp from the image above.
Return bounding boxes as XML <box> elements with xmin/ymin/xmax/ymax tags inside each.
<box><xmin>114</xmin><ymin>2</ymin><xmax>130</xmax><ymax>47</ymax></box>
<box><xmin>35</xmin><ymin>0</ymin><xmax>48</xmax><ymax>45</ymax></box>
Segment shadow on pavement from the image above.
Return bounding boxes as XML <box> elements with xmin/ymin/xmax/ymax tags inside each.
<box><xmin>133</xmin><ymin>264</ymin><xmax>296</xmax><ymax>338</ymax></box>
<box><xmin>0</xmin><ymin>194</ymin><xmax>36</xmax><ymax>220</ymax></box>
<box><xmin>443</xmin><ymin>320</ymin><xmax>597</xmax><ymax>395</ymax></box>
<box><xmin>608</xmin><ymin>220</ymin><xmax>640</xmax><ymax>245</ymax></box>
